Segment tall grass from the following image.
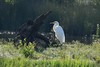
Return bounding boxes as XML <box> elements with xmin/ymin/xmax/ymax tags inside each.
<box><xmin>0</xmin><ymin>57</ymin><xmax>95</xmax><ymax>67</ymax></box>
<box><xmin>0</xmin><ymin>40</ymin><xmax>100</xmax><ymax>67</ymax></box>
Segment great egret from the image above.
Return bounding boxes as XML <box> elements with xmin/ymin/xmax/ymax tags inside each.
<box><xmin>51</xmin><ymin>21</ymin><xmax>65</xmax><ymax>44</ymax></box>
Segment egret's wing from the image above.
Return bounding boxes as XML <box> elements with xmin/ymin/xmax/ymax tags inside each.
<box><xmin>54</xmin><ymin>26</ymin><xmax>65</xmax><ymax>43</ymax></box>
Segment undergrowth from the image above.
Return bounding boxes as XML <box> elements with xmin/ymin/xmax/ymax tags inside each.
<box><xmin>0</xmin><ymin>57</ymin><xmax>95</xmax><ymax>67</ymax></box>
<box><xmin>0</xmin><ymin>40</ymin><xmax>100</xmax><ymax>67</ymax></box>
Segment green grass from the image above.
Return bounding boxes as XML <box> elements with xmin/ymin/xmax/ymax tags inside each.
<box><xmin>0</xmin><ymin>40</ymin><xmax>100</xmax><ymax>67</ymax></box>
<box><xmin>0</xmin><ymin>57</ymin><xmax>95</xmax><ymax>67</ymax></box>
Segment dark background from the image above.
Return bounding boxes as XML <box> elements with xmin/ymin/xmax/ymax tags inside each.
<box><xmin>0</xmin><ymin>0</ymin><xmax>100</xmax><ymax>41</ymax></box>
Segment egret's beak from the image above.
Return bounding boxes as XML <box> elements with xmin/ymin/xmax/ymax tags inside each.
<box><xmin>50</xmin><ymin>22</ymin><xmax>54</xmax><ymax>24</ymax></box>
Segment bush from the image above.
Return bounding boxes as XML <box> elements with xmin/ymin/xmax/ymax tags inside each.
<box><xmin>20</xmin><ymin>42</ymin><xmax>35</xmax><ymax>58</ymax></box>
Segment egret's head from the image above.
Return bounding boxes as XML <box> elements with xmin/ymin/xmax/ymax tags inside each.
<box><xmin>50</xmin><ymin>21</ymin><xmax>59</xmax><ymax>26</ymax></box>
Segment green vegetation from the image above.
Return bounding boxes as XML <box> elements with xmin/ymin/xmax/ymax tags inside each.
<box><xmin>0</xmin><ymin>0</ymin><xmax>100</xmax><ymax>66</ymax></box>
<box><xmin>0</xmin><ymin>58</ymin><xmax>95</xmax><ymax>67</ymax></box>
<box><xmin>19</xmin><ymin>43</ymin><xmax>35</xmax><ymax>58</ymax></box>
<box><xmin>0</xmin><ymin>40</ymin><xmax>100</xmax><ymax>67</ymax></box>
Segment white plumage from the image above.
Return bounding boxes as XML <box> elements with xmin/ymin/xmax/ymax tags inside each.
<box><xmin>52</xmin><ymin>21</ymin><xmax>65</xmax><ymax>44</ymax></box>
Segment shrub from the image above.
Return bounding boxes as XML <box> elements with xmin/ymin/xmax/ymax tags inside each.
<box><xmin>20</xmin><ymin>42</ymin><xmax>35</xmax><ymax>58</ymax></box>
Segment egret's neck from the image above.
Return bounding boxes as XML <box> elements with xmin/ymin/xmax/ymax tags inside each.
<box><xmin>54</xmin><ymin>23</ymin><xmax>59</xmax><ymax>27</ymax></box>
<box><xmin>53</xmin><ymin>24</ymin><xmax>59</xmax><ymax>30</ymax></box>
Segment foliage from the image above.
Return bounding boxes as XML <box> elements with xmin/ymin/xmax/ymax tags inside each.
<box><xmin>0</xmin><ymin>42</ymin><xmax>22</xmax><ymax>58</ymax></box>
<box><xmin>19</xmin><ymin>42</ymin><xmax>35</xmax><ymax>58</ymax></box>
<box><xmin>0</xmin><ymin>57</ymin><xmax>95</xmax><ymax>67</ymax></box>
<box><xmin>5</xmin><ymin>0</ymin><xmax>15</xmax><ymax>5</ymax></box>
<box><xmin>0</xmin><ymin>40</ymin><xmax>100</xmax><ymax>66</ymax></box>
<box><xmin>96</xmin><ymin>24</ymin><xmax>100</xmax><ymax>38</ymax></box>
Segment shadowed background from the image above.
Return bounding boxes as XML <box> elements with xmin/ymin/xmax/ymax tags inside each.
<box><xmin>0</xmin><ymin>0</ymin><xmax>100</xmax><ymax>43</ymax></box>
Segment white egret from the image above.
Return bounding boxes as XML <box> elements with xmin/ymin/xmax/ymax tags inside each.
<box><xmin>51</xmin><ymin>21</ymin><xmax>65</xmax><ymax>44</ymax></box>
